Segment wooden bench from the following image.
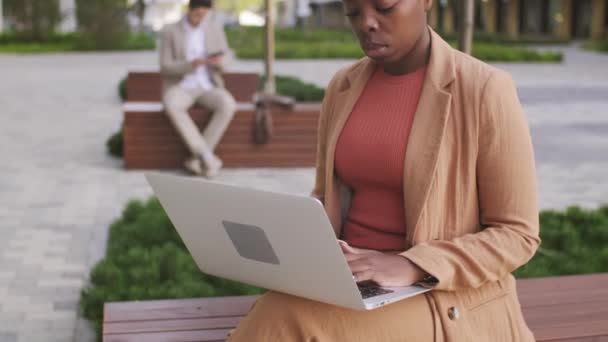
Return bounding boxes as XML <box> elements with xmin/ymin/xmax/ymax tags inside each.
<box><xmin>123</xmin><ymin>72</ymin><xmax>320</xmax><ymax>169</ymax></box>
<box><xmin>103</xmin><ymin>273</ymin><xmax>608</xmax><ymax>342</ymax></box>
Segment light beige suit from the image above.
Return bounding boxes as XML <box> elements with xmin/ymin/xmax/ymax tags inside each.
<box><xmin>229</xmin><ymin>28</ymin><xmax>540</xmax><ymax>341</ymax></box>
<box><xmin>159</xmin><ymin>14</ymin><xmax>236</xmax><ymax>164</ymax></box>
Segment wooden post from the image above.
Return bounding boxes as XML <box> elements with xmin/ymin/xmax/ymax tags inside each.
<box><xmin>429</xmin><ymin>2</ymin><xmax>439</xmax><ymax>29</ymax></box>
<box><xmin>554</xmin><ymin>0</ymin><xmax>572</xmax><ymax>40</ymax></box>
<box><xmin>483</xmin><ymin>0</ymin><xmax>497</xmax><ymax>34</ymax></box>
<box><xmin>591</xmin><ymin>0</ymin><xmax>607</xmax><ymax>39</ymax></box>
<box><xmin>505</xmin><ymin>0</ymin><xmax>520</xmax><ymax>40</ymax></box>
<box><xmin>264</xmin><ymin>0</ymin><xmax>276</xmax><ymax>94</ymax></box>
<box><xmin>444</xmin><ymin>2</ymin><xmax>455</xmax><ymax>34</ymax></box>
<box><xmin>0</xmin><ymin>0</ymin><xmax>3</xmax><ymax>33</ymax></box>
<box><xmin>459</xmin><ymin>0</ymin><xmax>474</xmax><ymax>54</ymax></box>
<box><xmin>59</xmin><ymin>0</ymin><xmax>77</xmax><ymax>32</ymax></box>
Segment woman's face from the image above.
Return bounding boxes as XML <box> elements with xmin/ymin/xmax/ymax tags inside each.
<box><xmin>343</xmin><ymin>0</ymin><xmax>432</xmax><ymax>64</ymax></box>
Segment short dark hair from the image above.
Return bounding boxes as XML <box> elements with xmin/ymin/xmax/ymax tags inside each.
<box><xmin>189</xmin><ymin>0</ymin><xmax>212</xmax><ymax>9</ymax></box>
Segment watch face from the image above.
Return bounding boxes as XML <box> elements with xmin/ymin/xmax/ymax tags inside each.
<box><xmin>424</xmin><ymin>275</ymin><xmax>438</xmax><ymax>284</ymax></box>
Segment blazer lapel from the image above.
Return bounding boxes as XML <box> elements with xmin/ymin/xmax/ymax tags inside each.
<box><xmin>173</xmin><ymin>23</ymin><xmax>186</xmax><ymax>61</ymax></box>
<box><xmin>403</xmin><ymin>29</ymin><xmax>456</xmax><ymax>244</ymax></box>
<box><xmin>324</xmin><ymin>59</ymin><xmax>376</xmax><ymax>236</ymax></box>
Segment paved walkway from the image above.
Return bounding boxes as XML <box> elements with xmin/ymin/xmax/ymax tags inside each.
<box><xmin>0</xmin><ymin>45</ymin><xmax>607</xmax><ymax>342</ymax></box>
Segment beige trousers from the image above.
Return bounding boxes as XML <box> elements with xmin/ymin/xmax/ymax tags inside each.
<box><xmin>163</xmin><ymin>85</ymin><xmax>236</xmax><ymax>161</ymax></box>
<box><xmin>228</xmin><ymin>291</ymin><xmax>443</xmax><ymax>342</ymax></box>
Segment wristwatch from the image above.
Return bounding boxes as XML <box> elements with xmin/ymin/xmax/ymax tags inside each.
<box><xmin>421</xmin><ymin>275</ymin><xmax>439</xmax><ymax>287</ymax></box>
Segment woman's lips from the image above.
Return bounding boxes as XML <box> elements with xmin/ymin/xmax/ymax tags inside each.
<box><xmin>362</xmin><ymin>41</ymin><xmax>388</xmax><ymax>56</ymax></box>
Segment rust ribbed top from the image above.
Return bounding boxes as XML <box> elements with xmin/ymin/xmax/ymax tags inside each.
<box><xmin>335</xmin><ymin>66</ymin><xmax>427</xmax><ymax>251</ymax></box>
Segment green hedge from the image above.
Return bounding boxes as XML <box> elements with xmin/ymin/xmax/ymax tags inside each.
<box><xmin>81</xmin><ymin>198</ymin><xmax>265</xmax><ymax>340</ymax></box>
<box><xmin>515</xmin><ymin>206</ymin><xmax>608</xmax><ymax>278</ymax></box>
<box><xmin>270</xmin><ymin>75</ymin><xmax>325</xmax><ymax>102</ymax></box>
<box><xmin>81</xmin><ymin>197</ymin><xmax>608</xmax><ymax>340</ymax></box>
<box><xmin>226</xmin><ymin>27</ymin><xmax>562</xmax><ymax>62</ymax></box>
<box><xmin>0</xmin><ymin>32</ymin><xmax>155</xmax><ymax>53</ymax></box>
<box><xmin>584</xmin><ymin>40</ymin><xmax>608</xmax><ymax>54</ymax></box>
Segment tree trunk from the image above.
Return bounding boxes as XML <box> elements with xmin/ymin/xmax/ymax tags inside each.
<box><xmin>264</xmin><ymin>0</ymin><xmax>276</xmax><ymax>94</ymax></box>
<box><xmin>459</xmin><ymin>0</ymin><xmax>475</xmax><ymax>55</ymax></box>
<box><xmin>0</xmin><ymin>0</ymin><xmax>4</xmax><ymax>33</ymax></box>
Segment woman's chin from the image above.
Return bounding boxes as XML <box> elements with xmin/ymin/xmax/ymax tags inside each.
<box><xmin>363</xmin><ymin>46</ymin><xmax>390</xmax><ymax>60</ymax></box>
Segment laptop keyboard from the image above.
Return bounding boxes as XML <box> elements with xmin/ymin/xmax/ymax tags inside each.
<box><xmin>357</xmin><ymin>282</ymin><xmax>394</xmax><ymax>299</ymax></box>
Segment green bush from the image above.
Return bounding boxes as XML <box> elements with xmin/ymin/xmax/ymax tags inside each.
<box><xmin>81</xmin><ymin>198</ymin><xmax>264</xmax><ymax>340</ymax></box>
<box><xmin>106</xmin><ymin>129</ymin><xmax>123</xmax><ymax>158</ymax></box>
<box><xmin>118</xmin><ymin>76</ymin><xmax>127</xmax><ymax>101</ymax></box>
<box><xmin>514</xmin><ymin>206</ymin><xmax>608</xmax><ymax>278</ymax></box>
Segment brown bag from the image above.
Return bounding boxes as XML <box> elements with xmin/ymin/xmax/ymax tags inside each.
<box><xmin>252</xmin><ymin>93</ymin><xmax>295</xmax><ymax>145</ymax></box>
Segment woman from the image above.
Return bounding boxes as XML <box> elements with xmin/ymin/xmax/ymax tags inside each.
<box><xmin>229</xmin><ymin>0</ymin><xmax>540</xmax><ymax>340</ymax></box>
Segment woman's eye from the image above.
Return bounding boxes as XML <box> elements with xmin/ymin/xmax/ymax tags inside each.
<box><xmin>376</xmin><ymin>3</ymin><xmax>396</xmax><ymax>13</ymax></box>
<box><xmin>345</xmin><ymin>9</ymin><xmax>360</xmax><ymax>17</ymax></box>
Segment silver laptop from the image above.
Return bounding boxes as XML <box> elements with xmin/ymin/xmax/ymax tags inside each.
<box><xmin>145</xmin><ymin>172</ymin><xmax>431</xmax><ymax>310</ymax></box>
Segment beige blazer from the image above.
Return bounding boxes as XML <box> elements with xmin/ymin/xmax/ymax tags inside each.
<box><xmin>159</xmin><ymin>13</ymin><xmax>229</xmax><ymax>95</ymax></box>
<box><xmin>312</xmin><ymin>28</ymin><xmax>540</xmax><ymax>341</ymax></box>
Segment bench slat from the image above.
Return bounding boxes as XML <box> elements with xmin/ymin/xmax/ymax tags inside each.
<box><xmin>104</xmin><ymin>328</ymin><xmax>233</xmax><ymax>342</ymax></box>
<box><xmin>126</xmin><ymin>72</ymin><xmax>260</xmax><ymax>103</ymax></box>
<box><xmin>105</xmin><ymin>296</ymin><xmax>257</xmax><ymax>322</ymax></box>
<box><xmin>104</xmin><ymin>316</ymin><xmax>245</xmax><ymax>334</ymax></box>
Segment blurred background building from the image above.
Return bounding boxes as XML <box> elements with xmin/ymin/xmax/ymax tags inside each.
<box><xmin>0</xmin><ymin>0</ymin><xmax>605</xmax><ymax>41</ymax></box>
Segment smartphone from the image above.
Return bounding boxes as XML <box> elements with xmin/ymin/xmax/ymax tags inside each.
<box><xmin>207</xmin><ymin>51</ymin><xmax>225</xmax><ymax>58</ymax></box>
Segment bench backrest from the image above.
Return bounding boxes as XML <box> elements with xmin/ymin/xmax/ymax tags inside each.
<box><xmin>126</xmin><ymin>72</ymin><xmax>260</xmax><ymax>103</ymax></box>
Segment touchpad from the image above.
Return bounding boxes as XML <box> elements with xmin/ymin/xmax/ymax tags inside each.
<box><xmin>222</xmin><ymin>220</ymin><xmax>280</xmax><ymax>265</ymax></box>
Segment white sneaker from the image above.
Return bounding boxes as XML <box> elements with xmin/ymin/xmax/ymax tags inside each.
<box><xmin>184</xmin><ymin>157</ymin><xmax>204</xmax><ymax>176</ymax></box>
<box><xmin>204</xmin><ymin>155</ymin><xmax>223</xmax><ymax>178</ymax></box>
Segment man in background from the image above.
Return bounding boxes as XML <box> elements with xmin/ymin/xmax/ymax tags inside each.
<box><xmin>160</xmin><ymin>0</ymin><xmax>236</xmax><ymax>177</ymax></box>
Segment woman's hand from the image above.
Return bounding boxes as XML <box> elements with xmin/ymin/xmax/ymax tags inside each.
<box><xmin>339</xmin><ymin>241</ymin><xmax>427</xmax><ymax>287</ymax></box>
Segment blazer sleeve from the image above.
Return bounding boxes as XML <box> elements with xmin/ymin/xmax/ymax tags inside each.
<box><xmin>400</xmin><ymin>70</ymin><xmax>541</xmax><ymax>291</ymax></box>
<box><xmin>159</xmin><ymin>27</ymin><xmax>195</xmax><ymax>77</ymax></box>
<box><xmin>206</xmin><ymin>19</ymin><xmax>230</xmax><ymax>73</ymax></box>
<box><xmin>310</xmin><ymin>70</ymin><xmax>344</xmax><ymax>203</ymax></box>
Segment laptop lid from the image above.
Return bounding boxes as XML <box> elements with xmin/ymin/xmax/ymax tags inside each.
<box><xmin>145</xmin><ymin>172</ymin><xmax>367</xmax><ymax>310</ymax></box>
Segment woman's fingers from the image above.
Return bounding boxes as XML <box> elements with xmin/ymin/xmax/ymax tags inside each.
<box><xmin>338</xmin><ymin>240</ymin><xmax>360</xmax><ymax>254</ymax></box>
<box><xmin>339</xmin><ymin>240</ymin><xmax>380</xmax><ymax>255</ymax></box>
<box><xmin>344</xmin><ymin>253</ymin><xmax>367</xmax><ymax>262</ymax></box>
<box><xmin>348</xmin><ymin>258</ymin><xmax>372</xmax><ymax>273</ymax></box>
<box><xmin>353</xmin><ymin>270</ymin><xmax>374</xmax><ymax>283</ymax></box>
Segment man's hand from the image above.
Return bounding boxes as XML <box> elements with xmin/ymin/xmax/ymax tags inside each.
<box><xmin>191</xmin><ymin>58</ymin><xmax>208</xmax><ymax>67</ymax></box>
<box><xmin>206</xmin><ymin>55</ymin><xmax>222</xmax><ymax>67</ymax></box>
<box><xmin>339</xmin><ymin>241</ymin><xmax>427</xmax><ymax>287</ymax></box>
